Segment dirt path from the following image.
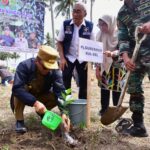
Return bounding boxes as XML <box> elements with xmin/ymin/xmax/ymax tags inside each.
<box><xmin>0</xmin><ymin>70</ymin><xmax>150</xmax><ymax>150</ymax></box>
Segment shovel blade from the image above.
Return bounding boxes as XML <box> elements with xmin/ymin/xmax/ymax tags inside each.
<box><xmin>100</xmin><ymin>106</ymin><xmax>128</xmax><ymax>125</ymax></box>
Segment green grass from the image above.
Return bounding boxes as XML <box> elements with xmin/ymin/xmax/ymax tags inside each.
<box><xmin>1</xmin><ymin>145</ymin><xmax>9</xmax><ymax>150</ymax></box>
<box><xmin>79</xmin><ymin>122</ymin><xmax>86</xmax><ymax>129</ymax></box>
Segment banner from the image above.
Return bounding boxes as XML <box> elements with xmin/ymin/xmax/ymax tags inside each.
<box><xmin>0</xmin><ymin>0</ymin><xmax>45</xmax><ymax>53</ymax></box>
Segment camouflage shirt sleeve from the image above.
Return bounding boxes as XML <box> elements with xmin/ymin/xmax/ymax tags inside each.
<box><xmin>117</xmin><ymin>13</ymin><xmax>130</xmax><ymax>55</ymax></box>
<box><xmin>117</xmin><ymin>1</ymin><xmax>150</xmax><ymax>56</ymax></box>
<box><xmin>117</xmin><ymin>19</ymin><xmax>130</xmax><ymax>54</ymax></box>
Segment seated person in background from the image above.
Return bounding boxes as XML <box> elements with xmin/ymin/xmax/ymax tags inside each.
<box><xmin>10</xmin><ymin>45</ymin><xmax>70</xmax><ymax>134</ymax></box>
<box><xmin>0</xmin><ymin>26</ymin><xmax>15</xmax><ymax>47</ymax></box>
<box><xmin>0</xmin><ymin>66</ymin><xmax>14</xmax><ymax>86</ymax></box>
<box><xmin>15</xmin><ymin>30</ymin><xmax>28</xmax><ymax>49</ymax></box>
<box><xmin>28</xmin><ymin>32</ymin><xmax>40</xmax><ymax>49</ymax></box>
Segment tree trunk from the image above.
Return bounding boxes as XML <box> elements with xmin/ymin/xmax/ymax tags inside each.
<box><xmin>90</xmin><ymin>0</ymin><xmax>93</xmax><ymax>22</ymax></box>
<box><xmin>50</xmin><ymin>0</ymin><xmax>55</xmax><ymax>48</ymax></box>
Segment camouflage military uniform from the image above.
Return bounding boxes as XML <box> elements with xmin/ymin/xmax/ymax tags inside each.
<box><xmin>117</xmin><ymin>0</ymin><xmax>150</xmax><ymax>137</ymax></box>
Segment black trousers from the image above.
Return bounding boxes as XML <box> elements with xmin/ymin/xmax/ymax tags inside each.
<box><xmin>100</xmin><ymin>88</ymin><xmax>121</xmax><ymax>112</ymax></box>
<box><xmin>63</xmin><ymin>59</ymin><xmax>87</xmax><ymax>99</ymax></box>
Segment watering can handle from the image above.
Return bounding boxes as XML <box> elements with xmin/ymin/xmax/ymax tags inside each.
<box><xmin>117</xmin><ymin>26</ymin><xmax>147</xmax><ymax>107</ymax></box>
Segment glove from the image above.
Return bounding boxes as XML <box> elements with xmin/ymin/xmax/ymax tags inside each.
<box><xmin>33</xmin><ymin>101</ymin><xmax>47</xmax><ymax>114</ymax></box>
<box><xmin>61</xmin><ymin>114</ymin><xmax>70</xmax><ymax>132</ymax></box>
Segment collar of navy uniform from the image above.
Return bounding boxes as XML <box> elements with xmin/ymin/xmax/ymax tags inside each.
<box><xmin>70</xmin><ymin>19</ymin><xmax>86</xmax><ymax>27</ymax></box>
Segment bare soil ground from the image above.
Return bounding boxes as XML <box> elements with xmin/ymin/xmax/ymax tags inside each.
<box><xmin>0</xmin><ymin>69</ymin><xmax>150</xmax><ymax>150</ymax></box>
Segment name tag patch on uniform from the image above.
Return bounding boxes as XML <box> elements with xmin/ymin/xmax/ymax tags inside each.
<box><xmin>83</xmin><ymin>27</ymin><xmax>91</xmax><ymax>35</ymax></box>
<box><xmin>65</xmin><ymin>26</ymin><xmax>72</xmax><ymax>34</ymax></box>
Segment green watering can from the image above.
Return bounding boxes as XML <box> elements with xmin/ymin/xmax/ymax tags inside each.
<box><xmin>42</xmin><ymin>89</ymin><xmax>74</xmax><ymax>131</ymax></box>
<box><xmin>42</xmin><ymin>110</ymin><xmax>62</xmax><ymax>131</ymax></box>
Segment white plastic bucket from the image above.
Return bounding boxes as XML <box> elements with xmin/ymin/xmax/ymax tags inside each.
<box><xmin>68</xmin><ymin>99</ymin><xmax>87</xmax><ymax>126</ymax></box>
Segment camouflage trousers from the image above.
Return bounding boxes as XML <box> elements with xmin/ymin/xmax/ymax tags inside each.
<box><xmin>127</xmin><ymin>55</ymin><xmax>150</xmax><ymax>120</ymax></box>
<box><xmin>127</xmin><ymin>55</ymin><xmax>150</xmax><ymax>94</ymax></box>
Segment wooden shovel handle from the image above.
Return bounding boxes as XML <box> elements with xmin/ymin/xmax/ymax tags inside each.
<box><xmin>117</xmin><ymin>27</ymin><xmax>147</xmax><ymax>107</ymax></box>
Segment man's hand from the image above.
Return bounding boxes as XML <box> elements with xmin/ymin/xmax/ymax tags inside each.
<box><xmin>122</xmin><ymin>53</ymin><xmax>135</xmax><ymax>71</ymax></box>
<box><xmin>139</xmin><ymin>22</ymin><xmax>150</xmax><ymax>34</ymax></box>
<box><xmin>60</xmin><ymin>57</ymin><xmax>68</xmax><ymax>71</ymax></box>
<box><xmin>33</xmin><ymin>101</ymin><xmax>47</xmax><ymax>114</ymax></box>
<box><xmin>62</xmin><ymin>114</ymin><xmax>70</xmax><ymax>132</ymax></box>
<box><xmin>104</xmin><ymin>50</ymin><xmax>113</xmax><ymax>57</ymax></box>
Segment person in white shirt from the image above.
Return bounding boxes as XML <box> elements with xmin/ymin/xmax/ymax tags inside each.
<box><xmin>57</xmin><ymin>2</ymin><xmax>95</xmax><ymax>99</ymax></box>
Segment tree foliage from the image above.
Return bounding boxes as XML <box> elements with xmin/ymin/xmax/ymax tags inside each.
<box><xmin>44</xmin><ymin>32</ymin><xmax>53</xmax><ymax>46</ymax></box>
<box><xmin>0</xmin><ymin>52</ymin><xmax>20</xmax><ymax>61</ymax></box>
<box><xmin>54</xmin><ymin>0</ymin><xmax>78</xmax><ymax>18</ymax></box>
<box><xmin>11</xmin><ymin>52</ymin><xmax>20</xmax><ymax>60</ymax></box>
<box><xmin>0</xmin><ymin>52</ymin><xmax>11</xmax><ymax>60</ymax></box>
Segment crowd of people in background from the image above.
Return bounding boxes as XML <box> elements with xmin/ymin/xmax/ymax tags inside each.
<box><xmin>0</xmin><ymin>26</ymin><xmax>40</xmax><ymax>49</ymax></box>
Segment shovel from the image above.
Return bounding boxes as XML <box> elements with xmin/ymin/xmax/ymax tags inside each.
<box><xmin>101</xmin><ymin>27</ymin><xmax>147</xmax><ymax>125</ymax></box>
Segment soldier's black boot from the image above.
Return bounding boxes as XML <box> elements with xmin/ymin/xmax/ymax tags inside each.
<box><xmin>128</xmin><ymin>94</ymin><xmax>148</xmax><ymax>137</ymax></box>
<box><xmin>129</xmin><ymin>122</ymin><xmax>148</xmax><ymax>137</ymax></box>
